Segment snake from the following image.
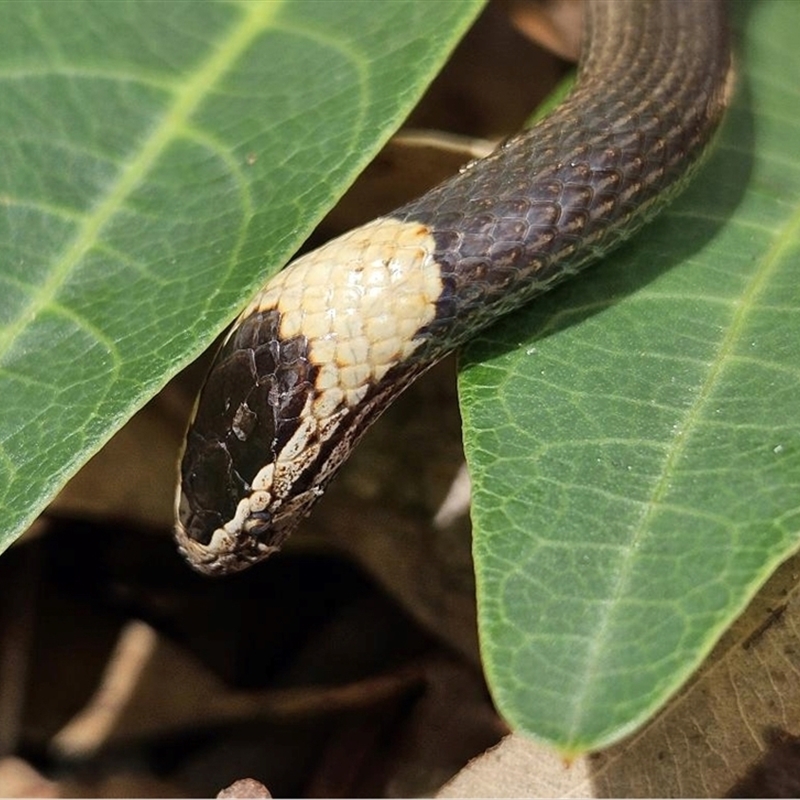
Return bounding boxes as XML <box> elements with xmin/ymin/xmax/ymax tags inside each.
<box><xmin>175</xmin><ymin>0</ymin><xmax>733</xmax><ymax>576</ymax></box>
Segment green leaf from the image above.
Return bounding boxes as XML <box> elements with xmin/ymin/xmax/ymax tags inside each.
<box><xmin>460</xmin><ymin>0</ymin><xmax>800</xmax><ymax>752</ymax></box>
<box><xmin>0</xmin><ymin>0</ymin><xmax>484</xmax><ymax>554</ymax></box>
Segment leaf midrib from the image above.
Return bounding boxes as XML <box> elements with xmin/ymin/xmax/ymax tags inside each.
<box><xmin>565</xmin><ymin>155</ymin><xmax>800</xmax><ymax>745</ymax></box>
<box><xmin>0</xmin><ymin>0</ymin><xmax>283</xmax><ymax>361</ymax></box>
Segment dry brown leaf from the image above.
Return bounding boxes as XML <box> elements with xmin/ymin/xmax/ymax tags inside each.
<box><xmin>0</xmin><ymin>757</ymin><xmax>58</xmax><ymax>799</ymax></box>
<box><xmin>508</xmin><ymin>0</ymin><xmax>583</xmax><ymax>61</ymax></box>
<box><xmin>50</xmin><ymin>621</ymin><xmax>429</xmax><ymax>752</ymax></box>
<box><xmin>439</xmin><ymin>734</ymin><xmax>593</xmax><ymax>798</ymax></box>
<box><xmin>217</xmin><ymin>777</ymin><xmax>272</xmax><ymax>798</ymax></box>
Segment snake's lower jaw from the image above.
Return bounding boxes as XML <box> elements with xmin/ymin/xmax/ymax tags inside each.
<box><xmin>175</xmin><ymin>501</ymin><xmax>295</xmax><ymax>577</ymax></box>
<box><xmin>175</xmin><ymin>468</ymin><xmax>324</xmax><ymax>575</ymax></box>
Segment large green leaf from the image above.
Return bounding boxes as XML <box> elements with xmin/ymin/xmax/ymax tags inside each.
<box><xmin>0</xmin><ymin>0</ymin><xmax>484</xmax><ymax>553</ymax></box>
<box><xmin>461</xmin><ymin>0</ymin><xmax>800</xmax><ymax>751</ymax></box>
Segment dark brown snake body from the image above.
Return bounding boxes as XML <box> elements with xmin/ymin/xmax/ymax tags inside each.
<box><xmin>176</xmin><ymin>0</ymin><xmax>733</xmax><ymax>575</ymax></box>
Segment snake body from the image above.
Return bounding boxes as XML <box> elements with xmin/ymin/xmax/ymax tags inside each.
<box><xmin>176</xmin><ymin>0</ymin><xmax>732</xmax><ymax>575</ymax></box>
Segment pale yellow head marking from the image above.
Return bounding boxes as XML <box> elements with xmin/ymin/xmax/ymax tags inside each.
<box><xmin>244</xmin><ymin>216</ymin><xmax>442</xmax><ymax>416</ymax></box>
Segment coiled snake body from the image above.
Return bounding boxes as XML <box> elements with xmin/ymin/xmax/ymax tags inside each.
<box><xmin>176</xmin><ymin>0</ymin><xmax>732</xmax><ymax>575</ymax></box>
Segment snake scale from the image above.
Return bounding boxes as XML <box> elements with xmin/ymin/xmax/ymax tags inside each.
<box><xmin>176</xmin><ymin>0</ymin><xmax>733</xmax><ymax>575</ymax></box>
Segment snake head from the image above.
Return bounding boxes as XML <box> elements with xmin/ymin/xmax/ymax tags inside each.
<box><xmin>175</xmin><ymin>219</ymin><xmax>443</xmax><ymax>575</ymax></box>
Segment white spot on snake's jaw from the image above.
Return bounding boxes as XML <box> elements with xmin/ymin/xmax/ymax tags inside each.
<box><xmin>251</xmin><ymin>463</ymin><xmax>275</xmax><ymax>492</ymax></box>
<box><xmin>276</xmin><ymin>411</ymin><xmax>318</xmax><ymax>464</ymax></box>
